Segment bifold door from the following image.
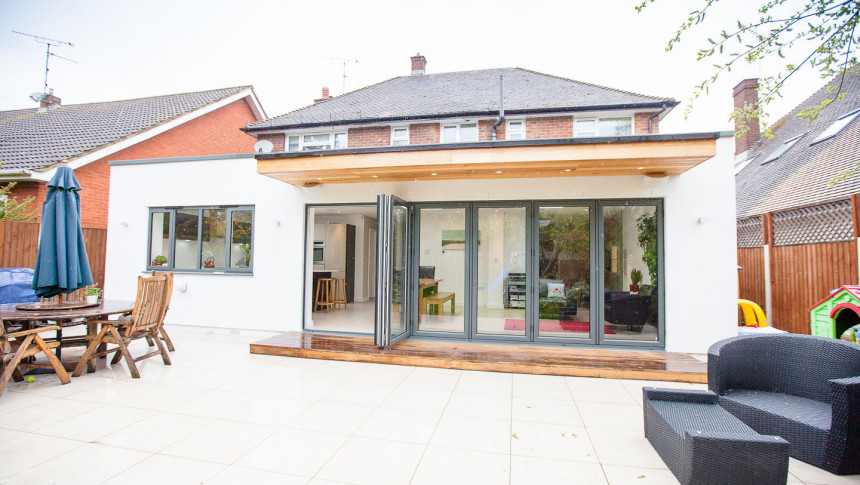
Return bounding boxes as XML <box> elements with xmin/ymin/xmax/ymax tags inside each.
<box><xmin>374</xmin><ymin>195</ymin><xmax>411</xmax><ymax>347</ymax></box>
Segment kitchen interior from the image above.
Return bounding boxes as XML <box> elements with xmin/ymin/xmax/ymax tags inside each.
<box><xmin>306</xmin><ymin>205</ymin><xmax>377</xmax><ymax>333</ymax></box>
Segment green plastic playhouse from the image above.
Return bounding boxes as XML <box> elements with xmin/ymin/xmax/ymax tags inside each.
<box><xmin>809</xmin><ymin>286</ymin><xmax>860</xmax><ymax>338</ymax></box>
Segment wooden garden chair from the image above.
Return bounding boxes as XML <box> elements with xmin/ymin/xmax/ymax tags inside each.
<box><xmin>72</xmin><ymin>273</ymin><xmax>171</xmax><ymax>378</ymax></box>
<box><xmin>1</xmin><ymin>323</ymin><xmax>70</xmax><ymax>397</ymax></box>
<box><xmin>150</xmin><ymin>271</ymin><xmax>175</xmax><ymax>352</ymax></box>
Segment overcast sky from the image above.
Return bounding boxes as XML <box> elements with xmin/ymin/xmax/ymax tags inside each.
<box><xmin>0</xmin><ymin>0</ymin><xmax>830</xmax><ymax>133</ymax></box>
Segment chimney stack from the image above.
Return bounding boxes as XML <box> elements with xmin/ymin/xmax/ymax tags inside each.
<box><xmin>733</xmin><ymin>79</ymin><xmax>760</xmax><ymax>155</ymax></box>
<box><xmin>411</xmin><ymin>53</ymin><xmax>427</xmax><ymax>75</ymax></box>
<box><xmin>40</xmin><ymin>88</ymin><xmax>61</xmax><ymax>109</ymax></box>
<box><xmin>314</xmin><ymin>87</ymin><xmax>331</xmax><ymax>104</ymax></box>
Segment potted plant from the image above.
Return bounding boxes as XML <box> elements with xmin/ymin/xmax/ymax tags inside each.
<box><xmin>630</xmin><ymin>268</ymin><xmax>643</xmax><ymax>293</ymax></box>
<box><xmin>84</xmin><ymin>284</ymin><xmax>102</xmax><ymax>304</ymax></box>
<box><xmin>152</xmin><ymin>255</ymin><xmax>168</xmax><ymax>266</ymax></box>
<box><xmin>240</xmin><ymin>243</ymin><xmax>251</xmax><ymax>268</ymax></box>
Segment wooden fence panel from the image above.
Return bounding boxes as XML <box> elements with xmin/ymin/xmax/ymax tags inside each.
<box><xmin>770</xmin><ymin>240</ymin><xmax>858</xmax><ymax>334</ymax></box>
<box><xmin>0</xmin><ymin>220</ymin><xmax>108</xmax><ymax>290</ymax></box>
<box><xmin>737</xmin><ymin>248</ymin><xmax>765</xmax><ymax>307</ymax></box>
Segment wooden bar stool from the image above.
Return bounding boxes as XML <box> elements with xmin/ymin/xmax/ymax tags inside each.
<box><xmin>332</xmin><ymin>277</ymin><xmax>347</xmax><ymax>310</ymax></box>
<box><xmin>315</xmin><ymin>278</ymin><xmax>334</xmax><ymax>312</ymax></box>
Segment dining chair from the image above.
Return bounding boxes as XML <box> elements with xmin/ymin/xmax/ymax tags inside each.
<box><xmin>1</xmin><ymin>322</ymin><xmax>70</xmax><ymax>397</ymax></box>
<box><xmin>145</xmin><ymin>271</ymin><xmax>175</xmax><ymax>352</ymax></box>
<box><xmin>72</xmin><ymin>273</ymin><xmax>171</xmax><ymax>378</ymax></box>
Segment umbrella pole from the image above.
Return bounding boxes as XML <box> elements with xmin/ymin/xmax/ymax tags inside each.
<box><xmin>58</xmin><ymin>293</ymin><xmax>64</xmax><ymax>305</ymax></box>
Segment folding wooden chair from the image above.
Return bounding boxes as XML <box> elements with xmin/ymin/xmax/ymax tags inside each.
<box><xmin>73</xmin><ymin>273</ymin><xmax>171</xmax><ymax>378</ymax></box>
<box><xmin>151</xmin><ymin>271</ymin><xmax>175</xmax><ymax>352</ymax></box>
<box><xmin>1</xmin><ymin>323</ymin><xmax>70</xmax><ymax>397</ymax></box>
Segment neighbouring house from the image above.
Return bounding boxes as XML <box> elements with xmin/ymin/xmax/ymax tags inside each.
<box><xmin>0</xmin><ymin>86</ymin><xmax>265</xmax><ymax>229</ymax></box>
<box><xmin>105</xmin><ymin>54</ymin><xmax>738</xmax><ymax>354</ymax></box>
<box><xmin>734</xmin><ymin>70</ymin><xmax>860</xmax><ymax>334</ymax></box>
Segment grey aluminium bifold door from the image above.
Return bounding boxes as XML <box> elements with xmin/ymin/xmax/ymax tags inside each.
<box><xmin>374</xmin><ymin>195</ymin><xmax>411</xmax><ymax>348</ymax></box>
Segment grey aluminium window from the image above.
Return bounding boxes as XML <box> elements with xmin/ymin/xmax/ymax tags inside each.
<box><xmin>146</xmin><ymin>205</ymin><xmax>255</xmax><ymax>273</ymax></box>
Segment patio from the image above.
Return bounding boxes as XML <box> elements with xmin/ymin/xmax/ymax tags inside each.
<box><xmin>0</xmin><ymin>326</ymin><xmax>854</xmax><ymax>485</ymax></box>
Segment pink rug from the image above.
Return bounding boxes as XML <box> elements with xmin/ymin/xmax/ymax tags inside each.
<box><xmin>504</xmin><ymin>319</ymin><xmax>616</xmax><ymax>335</ymax></box>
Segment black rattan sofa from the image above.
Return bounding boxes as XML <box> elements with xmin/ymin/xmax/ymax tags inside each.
<box><xmin>709</xmin><ymin>334</ymin><xmax>860</xmax><ymax>475</ymax></box>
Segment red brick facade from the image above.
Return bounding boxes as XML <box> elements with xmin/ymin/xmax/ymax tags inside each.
<box><xmin>733</xmin><ymin>79</ymin><xmax>760</xmax><ymax>155</ymax></box>
<box><xmin>409</xmin><ymin>123</ymin><xmax>440</xmax><ymax>144</ymax></box>
<box><xmin>257</xmin><ymin>133</ymin><xmax>285</xmax><ymax>152</ymax></box>
<box><xmin>634</xmin><ymin>112</ymin><xmax>659</xmax><ymax>135</ymax></box>
<box><xmin>526</xmin><ymin>116</ymin><xmax>573</xmax><ymax>139</ymax></box>
<box><xmin>478</xmin><ymin>120</ymin><xmax>506</xmax><ymax>141</ymax></box>
<box><xmin>348</xmin><ymin>126</ymin><xmax>391</xmax><ymax>147</ymax></box>
<box><xmin>7</xmin><ymin>98</ymin><xmax>259</xmax><ymax>229</ymax></box>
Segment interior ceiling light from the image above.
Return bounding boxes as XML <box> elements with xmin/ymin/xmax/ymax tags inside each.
<box><xmin>564</xmin><ymin>169</ymin><xmax>572</xmax><ymax>172</ymax></box>
<box><xmin>637</xmin><ymin>167</ymin><xmax>645</xmax><ymax>170</ymax></box>
<box><xmin>496</xmin><ymin>170</ymin><xmax>503</xmax><ymax>174</ymax></box>
<box><xmin>430</xmin><ymin>173</ymin><xmax>437</xmax><ymax>176</ymax></box>
<box><xmin>371</xmin><ymin>175</ymin><xmax>378</xmax><ymax>178</ymax></box>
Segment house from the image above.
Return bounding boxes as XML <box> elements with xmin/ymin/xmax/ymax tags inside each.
<box><xmin>0</xmin><ymin>86</ymin><xmax>266</xmax><ymax>229</ymax></box>
<box><xmin>105</xmin><ymin>55</ymin><xmax>738</xmax><ymax>354</ymax></box>
<box><xmin>734</xmin><ymin>70</ymin><xmax>860</xmax><ymax>334</ymax></box>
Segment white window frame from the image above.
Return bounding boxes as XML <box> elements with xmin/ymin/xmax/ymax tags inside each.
<box><xmin>762</xmin><ymin>134</ymin><xmax>803</xmax><ymax>164</ymax></box>
<box><xmin>811</xmin><ymin>108</ymin><xmax>860</xmax><ymax>145</ymax></box>
<box><xmin>391</xmin><ymin>125</ymin><xmax>410</xmax><ymax>146</ymax></box>
<box><xmin>506</xmin><ymin>119</ymin><xmax>525</xmax><ymax>140</ymax></box>
<box><xmin>574</xmin><ymin>116</ymin><xmax>634</xmax><ymax>137</ymax></box>
<box><xmin>441</xmin><ymin>122</ymin><xmax>479</xmax><ymax>143</ymax></box>
<box><xmin>284</xmin><ymin>131</ymin><xmax>348</xmax><ymax>152</ymax></box>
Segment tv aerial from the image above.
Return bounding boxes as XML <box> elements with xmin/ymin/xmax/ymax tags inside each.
<box><xmin>13</xmin><ymin>31</ymin><xmax>76</xmax><ymax>101</ymax></box>
<box><xmin>319</xmin><ymin>55</ymin><xmax>358</xmax><ymax>94</ymax></box>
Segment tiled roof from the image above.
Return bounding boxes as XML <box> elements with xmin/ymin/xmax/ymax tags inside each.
<box><xmin>246</xmin><ymin>68</ymin><xmax>675</xmax><ymax>131</ymax></box>
<box><xmin>0</xmin><ymin>87</ymin><xmax>250</xmax><ymax>171</ymax></box>
<box><xmin>735</xmin><ymin>70</ymin><xmax>860</xmax><ymax>218</ymax></box>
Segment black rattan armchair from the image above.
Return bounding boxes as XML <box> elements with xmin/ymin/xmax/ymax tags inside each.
<box><xmin>708</xmin><ymin>334</ymin><xmax>860</xmax><ymax>475</ymax></box>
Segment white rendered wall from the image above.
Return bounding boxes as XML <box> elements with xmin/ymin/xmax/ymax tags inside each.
<box><xmin>107</xmin><ymin>136</ymin><xmax>738</xmax><ymax>352</ymax></box>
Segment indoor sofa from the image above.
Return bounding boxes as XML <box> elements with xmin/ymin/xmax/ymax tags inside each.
<box><xmin>708</xmin><ymin>334</ymin><xmax>860</xmax><ymax>475</ymax></box>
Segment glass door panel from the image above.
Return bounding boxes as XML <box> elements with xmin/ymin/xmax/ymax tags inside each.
<box><xmin>476</xmin><ymin>206</ymin><xmax>527</xmax><ymax>337</ymax></box>
<box><xmin>390</xmin><ymin>200</ymin><xmax>409</xmax><ymax>341</ymax></box>
<box><xmin>417</xmin><ymin>207</ymin><xmax>466</xmax><ymax>334</ymax></box>
<box><xmin>537</xmin><ymin>206</ymin><xmax>591</xmax><ymax>339</ymax></box>
<box><xmin>602</xmin><ymin>204</ymin><xmax>659</xmax><ymax>342</ymax></box>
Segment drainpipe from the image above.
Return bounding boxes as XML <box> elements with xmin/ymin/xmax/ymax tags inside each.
<box><xmin>492</xmin><ymin>76</ymin><xmax>505</xmax><ymax>140</ymax></box>
<box><xmin>648</xmin><ymin>104</ymin><xmax>667</xmax><ymax>134</ymax></box>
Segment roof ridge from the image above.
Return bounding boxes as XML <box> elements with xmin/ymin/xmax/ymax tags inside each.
<box><xmin>512</xmin><ymin>67</ymin><xmax>674</xmax><ymax>101</ymax></box>
<box><xmin>14</xmin><ymin>85</ymin><xmax>253</xmax><ymax>111</ymax></box>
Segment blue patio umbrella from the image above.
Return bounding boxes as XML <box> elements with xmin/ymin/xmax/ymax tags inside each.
<box><xmin>32</xmin><ymin>165</ymin><xmax>93</xmax><ymax>299</ymax></box>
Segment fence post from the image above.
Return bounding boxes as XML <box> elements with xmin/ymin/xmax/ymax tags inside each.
<box><xmin>762</xmin><ymin>212</ymin><xmax>774</xmax><ymax>324</ymax></box>
<box><xmin>852</xmin><ymin>194</ymin><xmax>860</xmax><ymax>284</ymax></box>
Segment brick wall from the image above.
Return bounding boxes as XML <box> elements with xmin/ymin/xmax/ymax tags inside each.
<box><xmin>1</xmin><ymin>181</ymin><xmax>45</xmax><ymax>222</ymax></box>
<box><xmin>7</xmin><ymin>98</ymin><xmax>259</xmax><ymax>229</ymax></box>
<box><xmin>258</xmin><ymin>133</ymin><xmax>286</xmax><ymax>152</ymax></box>
<box><xmin>348</xmin><ymin>126</ymin><xmax>391</xmax><ymax>147</ymax></box>
<box><xmin>733</xmin><ymin>79</ymin><xmax>760</xmax><ymax>155</ymax></box>
<box><xmin>526</xmin><ymin>116</ymin><xmax>573</xmax><ymax>139</ymax></box>
<box><xmin>409</xmin><ymin>123</ymin><xmax>440</xmax><ymax>144</ymax></box>
<box><xmin>634</xmin><ymin>113</ymin><xmax>659</xmax><ymax>134</ymax></box>
<box><xmin>478</xmin><ymin>120</ymin><xmax>506</xmax><ymax>141</ymax></box>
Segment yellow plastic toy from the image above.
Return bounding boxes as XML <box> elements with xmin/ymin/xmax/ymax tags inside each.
<box><xmin>738</xmin><ymin>299</ymin><xmax>768</xmax><ymax>327</ymax></box>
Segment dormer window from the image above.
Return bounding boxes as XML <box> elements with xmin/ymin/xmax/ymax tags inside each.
<box><xmin>442</xmin><ymin>122</ymin><xmax>478</xmax><ymax>143</ymax></box>
<box><xmin>574</xmin><ymin>117</ymin><xmax>633</xmax><ymax>137</ymax></box>
<box><xmin>285</xmin><ymin>132</ymin><xmax>347</xmax><ymax>152</ymax></box>
<box><xmin>761</xmin><ymin>134</ymin><xmax>803</xmax><ymax>164</ymax></box>
<box><xmin>506</xmin><ymin>120</ymin><xmax>525</xmax><ymax>140</ymax></box>
<box><xmin>811</xmin><ymin>109</ymin><xmax>860</xmax><ymax>145</ymax></box>
<box><xmin>392</xmin><ymin>126</ymin><xmax>409</xmax><ymax>146</ymax></box>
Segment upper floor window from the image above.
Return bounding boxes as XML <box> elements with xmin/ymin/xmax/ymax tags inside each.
<box><xmin>574</xmin><ymin>117</ymin><xmax>633</xmax><ymax>137</ymax></box>
<box><xmin>286</xmin><ymin>132</ymin><xmax>347</xmax><ymax>152</ymax></box>
<box><xmin>506</xmin><ymin>119</ymin><xmax>525</xmax><ymax>140</ymax></box>
<box><xmin>811</xmin><ymin>108</ymin><xmax>860</xmax><ymax>145</ymax></box>
<box><xmin>148</xmin><ymin>206</ymin><xmax>254</xmax><ymax>273</ymax></box>
<box><xmin>392</xmin><ymin>126</ymin><xmax>409</xmax><ymax>146</ymax></box>
<box><xmin>762</xmin><ymin>134</ymin><xmax>803</xmax><ymax>164</ymax></box>
<box><xmin>442</xmin><ymin>122</ymin><xmax>478</xmax><ymax>143</ymax></box>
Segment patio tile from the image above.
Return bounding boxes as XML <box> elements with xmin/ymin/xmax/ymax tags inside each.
<box><xmin>113</xmin><ymin>383</ymin><xmax>202</xmax><ymax>411</ymax></box>
<box><xmin>411</xmin><ymin>446</ymin><xmax>510</xmax><ymax>485</ymax></box>
<box><xmin>510</xmin><ymin>455</ymin><xmax>608</xmax><ymax>484</ymax></box>
<box><xmin>577</xmin><ymin>402</ymin><xmax>644</xmax><ymax>431</ymax></box>
<box><xmin>445</xmin><ymin>391</ymin><xmax>512</xmax><ymax>420</ymax></box>
<box><xmin>0</xmin><ymin>427</ymin><xmax>24</xmax><ymax>445</ymax></box>
<box><xmin>208</xmin><ymin>465</ymin><xmax>309</xmax><ymax>485</ymax></box>
<box><xmin>567</xmin><ymin>376</ymin><xmax>639</xmax><ymax>404</ymax></box>
<box><xmin>454</xmin><ymin>370</ymin><xmax>512</xmax><ymax>396</ymax></box>
<box><xmin>0</xmin><ymin>433</ymin><xmax>83</xmax><ymax>480</ymax></box>
<box><xmin>288</xmin><ymin>401</ymin><xmax>376</xmax><ymax>434</ymax></box>
<box><xmin>316</xmin><ymin>436</ymin><xmax>425</xmax><ymax>485</ymax></box>
<box><xmin>511</xmin><ymin>396</ymin><xmax>582</xmax><ymax>425</ymax></box>
<box><xmin>235</xmin><ymin>428</ymin><xmax>348</xmax><ymax>477</ymax></box>
<box><xmin>347</xmin><ymin>363</ymin><xmax>414</xmax><ymax>387</ymax></box>
<box><xmin>64</xmin><ymin>378</ymin><xmax>159</xmax><ymax>404</ymax></box>
<box><xmin>602</xmin><ymin>464</ymin><xmax>680</xmax><ymax>485</ymax></box>
<box><xmin>618</xmin><ymin>380</ymin><xmax>706</xmax><ymax>407</ymax></box>
<box><xmin>169</xmin><ymin>388</ymin><xmax>258</xmax><ymax>419</ymax></box>
<box><xmin>8</xmin><ymin>442</ymin><xmax>148</xmax><ymax>484</ymax></box>
<box><xmin>321</xmin><ymin>381</ymin><xmax>396</xmax><ymax>407</ymax></box>
<box><xmin>267</xmin><ymin>376</ymin><xmax>343</xmax><ymax>400</ymax></box>
<box><xmin>228</xmin><ymin>395</ymin><xmax>316</xmax><ymax>427</ymax></box>
<box><xmin>0</xmin><ymin>397</ymin><xmax>98</xmax><ymax>432</ymax></box>
<box><xmin>6</xmin><ymin>374</ymin><xmax>113</xmax><ymax>398</ymax></box>
<box><xmin>97</xmin><ymin>411</ymin><xmax>212</xmax><ymax>453</ymax></box>
<box><xmin>429</xmin><ymin>414</ymin><xmax>511</xmax><ymax>454</ymax></box>
<box><xmin>400</xmin><ymin>367</ymin><xmax>462</xmax><ymax>392</ymax></box>
<box><xmin>355</xmin><ymin>407</ymin><xmax>441</xmax><ymax>444</ymax></box>
<box><xmin>788</xmin><ymin>457</ymin><xmax>860</xmax><ymax>484</ymax></box>
<box><xmin>36</xmin><ymin>403</ymin><xmax>154</xmax><ymax>442</ymax></box>
<box><xmin>513</xmin><ymin>374</ymin><xmax>573</xmax><ymax>400</ymax></box>
<box><xmin>0</xmin><ymin>390</ymin><xmax>55</xmax><ymax>413</ymax></box>
<box><xmin>380</xmin><ymin>386</ymin><xmax>452</xmax><ymax>414</ymax></box>
<box><xmin>588</xmin><ymin>426</ymin><xmax>668</xmax><ymax>469</ymax></box>
<box><xmin>510</xmin><ymin>421</ymin><xmax>597</xmax><ymax>462</ymax></box>
<box><xmin>160</xmin><ymin>419</ymin><xmax>277</xmax><ymax>464</ymax></box>
<box><xmin>300</xmin><ymin>360</ymin><xmax>367</xmax><ymax>381</ymax></box>
<box><xmin>102</xmin><ymin>453</ymin><xmax>226</xmax><ymax>485</ymax></box>
<box><xmin>217</xmin><ymin>372</ymin><xmax>296</xmax><ymax>394</ymax></box>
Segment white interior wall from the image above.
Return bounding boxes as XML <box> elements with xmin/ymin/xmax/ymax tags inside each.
<box><xmin>106</xmin><ymin>135</ymin><xmax>737</xmax><ymax>353</ymax></box>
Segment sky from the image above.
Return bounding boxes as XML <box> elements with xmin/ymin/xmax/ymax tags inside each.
<box><xmin>0</xmin><ymin>0</ymin><xmax>832</xmax><ymax>133</ymax></box>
